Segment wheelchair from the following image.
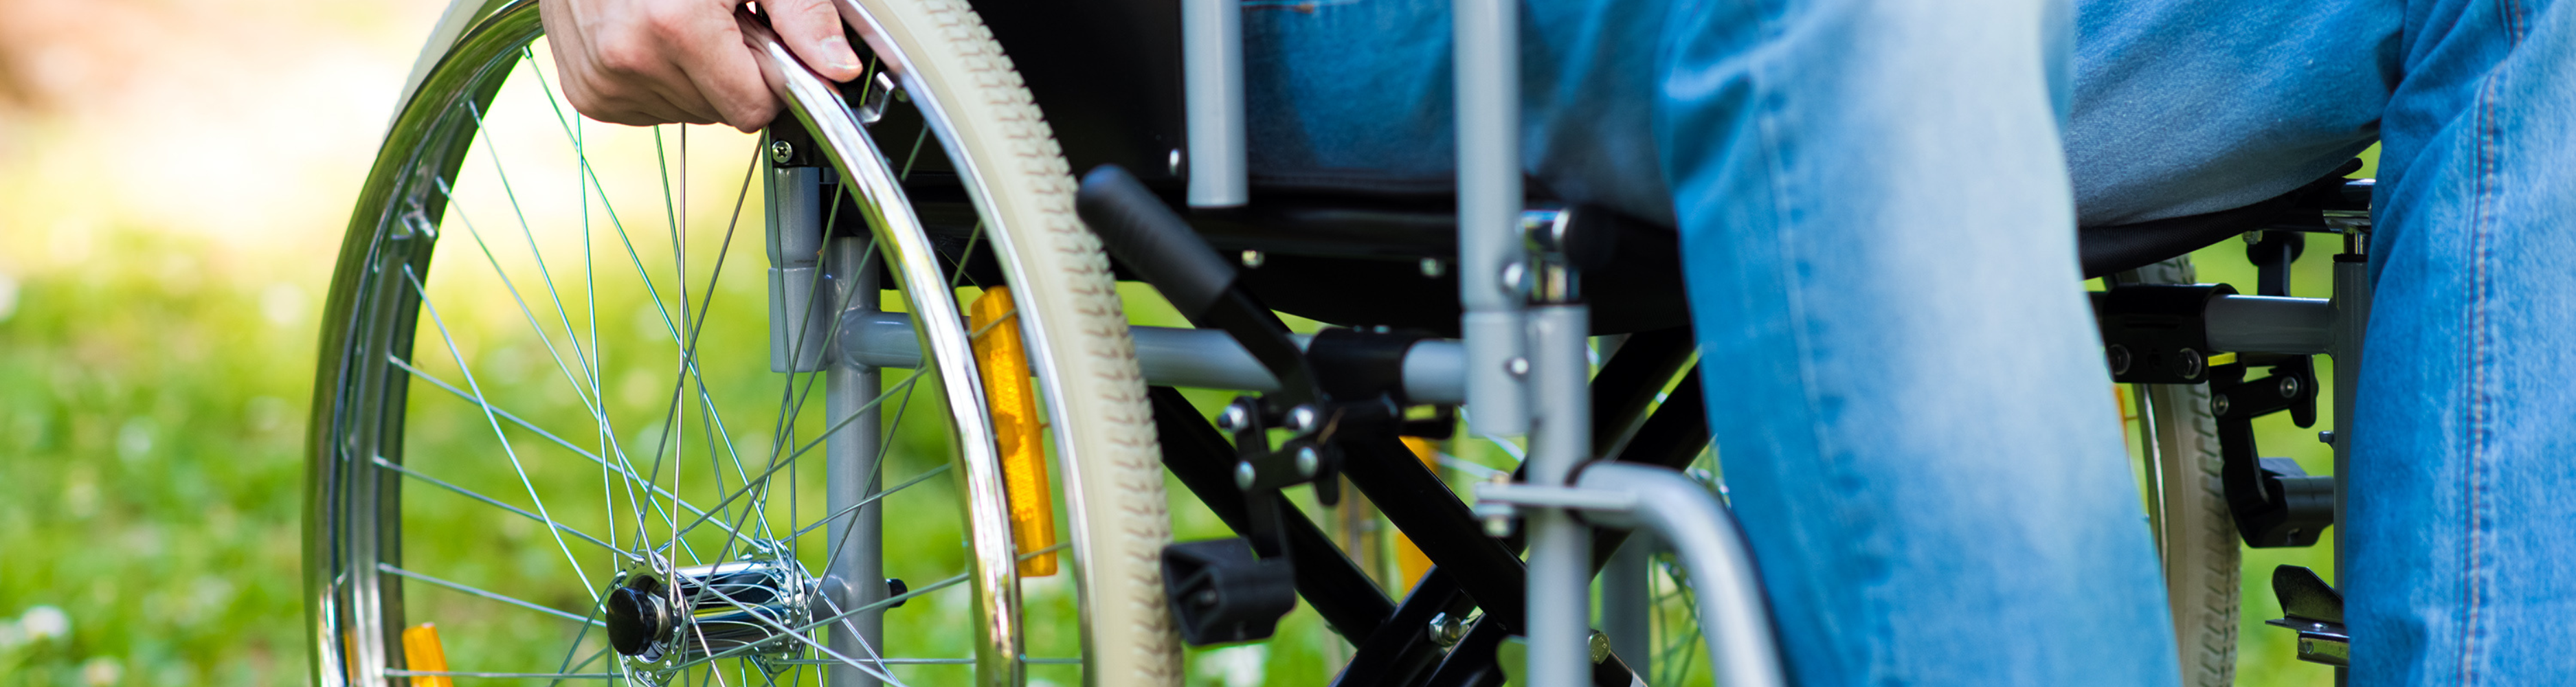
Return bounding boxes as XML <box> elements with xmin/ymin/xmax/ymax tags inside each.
<box><xmin>304</xmin><ymin>0</ymin><xmax>2368</xmax><ymax>684</ymax></box>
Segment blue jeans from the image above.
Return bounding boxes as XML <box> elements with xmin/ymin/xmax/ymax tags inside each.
<box><xmin>1244</xmin><ymin>0</ymin><xmax>2576</xmax><ymax>684</ymax></box>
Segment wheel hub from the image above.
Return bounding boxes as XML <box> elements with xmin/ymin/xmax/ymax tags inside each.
<box><xmin>605</xmin><ymin>548</ymin><xmax>816</xmax><ymax>669</ymax></box>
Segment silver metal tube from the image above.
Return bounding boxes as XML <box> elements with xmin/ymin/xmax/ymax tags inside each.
<box><xmin>2330</xmin><ymin>257</ymin><xmax>2369</xmax><ymax>583</ymax></box>
<box><xmin>837</xmin><ymin>313</ymin><xmax>1470</xmax><ymax>404</ymax></box>
<box><xmin>1576</xmin><ymin>463</ymin><xmax>1788</xmax><ymax>687</ymax></box>
<box><xmin>1525</xmin><ymin>305</ymin><xmax>1592</xmax><ymax>687</ymax></box>
<box><xmin>825</xmin><ymin>236</ymin><xmax>886</xmax><ymax>687</ymax></box>
<box><xmin>1457</xmin><ymin>0</ymin><xmax>1527</xmax><ymax>435</ymax></box>
<box><xmin>770</xmin><ymin>167</ymin><xmax>833</xmax><ymax>372</ymax></box>
<box><xmin>2205</xmin><ymin>295</ymin><xmax>2336</xmax><ymax>354</ymax></box>
<box><xmin>1181</xmin><ymin>0</ymin><xmax>1245</xmax><ymax>207</ymax></box>
<box><xmin>1600</xmin><ymin>532</ymin><xmax>1655</xmax><ymax>675</ymax></box>
<box><xmin>750</xmin><ymin>23</ymin><xmax>1022</xmax><ymax>685</ymax></box>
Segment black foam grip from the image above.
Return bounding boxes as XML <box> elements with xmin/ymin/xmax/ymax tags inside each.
<box><xmin>1076</xmin><ymin>165</ymin><xmax>1236</xmax><ymax>319</ymax></box>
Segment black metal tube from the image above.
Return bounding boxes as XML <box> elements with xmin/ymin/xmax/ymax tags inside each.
<box><xmin>1149</xmin><ymin>387</ymin><xmax>1393</xmax><ymax>638</ymax></box>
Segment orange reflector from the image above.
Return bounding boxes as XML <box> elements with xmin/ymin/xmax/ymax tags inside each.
<box><xmin>1393</xmin><ymin>436</ymin><xmax>1440</xmax><ymax>593</ymax></box>
<box><xmin>400</xmin><ymin>623</ymin><xmax>454</xmax><ymax>687</ymax></box>
<box><xmin>970</xmin><ymin>286</ymin><xmax>1058</xmax><ymax>576</ymax></box>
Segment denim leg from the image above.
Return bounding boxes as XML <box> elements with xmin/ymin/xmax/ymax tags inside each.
<box><xmin>1655</xmin><ymin>0</ymin><xmax>2177</xmax><ymax>684</ymax></box>
<box><xmin>2353</xmin><ymin>0</ymin><xmax>2576</xmax><ymax>683</ymax></box>
<box><xmin>2065</xmin><ymin>0</ymin><xmax>2399</xmax><ymax>226</ymax></box>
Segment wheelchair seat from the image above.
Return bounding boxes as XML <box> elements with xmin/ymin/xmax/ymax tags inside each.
<box><xmin>885</xmin><ymin>0</ymin><xmax>2369</xmax><ymax>337</ymax></box>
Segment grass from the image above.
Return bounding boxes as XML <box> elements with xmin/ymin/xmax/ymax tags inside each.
<box><xmin>0</xmin><ymin>6</ymin><xmax>2371</xmax><ymax>680</ymax></box>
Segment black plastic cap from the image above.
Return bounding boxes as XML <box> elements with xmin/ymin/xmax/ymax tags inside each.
<box><xmin>1076</xmin><ymin>165</ymin><xmax>1237</xmax><ymax>320</ymax></box>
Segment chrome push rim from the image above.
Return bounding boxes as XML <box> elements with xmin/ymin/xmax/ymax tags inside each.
<box><xmin>309</xmin><ymin>2</ymin><xmax>1068</xmax><ymax>684</ymax></box>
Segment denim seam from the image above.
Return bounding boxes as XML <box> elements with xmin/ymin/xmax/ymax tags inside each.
<box><xmin>2456</xmin><ymin>46</ymin><xmax>2506</xmax><ymax>687</ymax></box>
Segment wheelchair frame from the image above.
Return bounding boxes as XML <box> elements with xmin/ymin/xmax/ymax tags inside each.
<box><xmin>776</xmin><ymin>0</ymin><xmax>2379</xmax><ymax>682</ymax></box>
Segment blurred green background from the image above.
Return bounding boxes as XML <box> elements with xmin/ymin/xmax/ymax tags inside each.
<box><xmin>0</xmin><ymin>1</ymin><xmax>2349</xmax><ymax>686</ymax></box>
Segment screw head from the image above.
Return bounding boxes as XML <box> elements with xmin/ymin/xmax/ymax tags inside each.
<box><xmin>2278</xmin><ymin>376</ymin><xmax>2301</xmax><ymax>398</ymax></box>
<box><xmin>1295</xmin><ymin>447</ymin><xmax>1321</xmax><ymax>477</ymax></box>
<box><xmin>1499</xmin><ymin>262</ymin><xmax>1528</xmax><ymax>296</ymax></box>
<box><xmin>2105</xmin><ymin>345</ymin><xmax>2132</xmax><ymax>376</ymax></box>
<box><xmin>1420</xmin><ymin>257</ymin><xmax>1446</xmax><ymax>278</ymax></box>
<box><xmin>2213</xmin><ymin>393</ymin><xmax>2233</xmax><ymax>416</ymax></box>
<box><xmin>1216</xmin><ymin>405</ymin><xmax>1250</xmax><ymax>432</ymax></box>
<box><xmin>1427</xmin><ymin>613</ymin><xmax>1468</xmax><ymax>646</ymax></box>
<box><xmin>2175</xmin><ymin>348</ymin><xmax>2206</xmax><ymax>378</ymax></box>
<box><xmin>1505</xmin><ymin>357</ymin><xmax>1530</xmax><ymax>377</ymax></box>
<box><xmin>1286</xmin><ymin>405</ymin><xmax>1319</xmax><ymax>433</ymax></box>
<box><xmin>1167</xmin><ymin>148</ymin><xmax>1184</xmax><ymax>176</ymax></box>
<box><xmin>2319</xmin><ymin>430</ymin><xmax>2336</xmax><ymax>444</ymax></box>
<box><xmin>1234</xmin><ymin>461</ymin><xmax>1258</xmax><ymax>491</ymax></box>
<box><xmin>768</xmin><ymin>139</ymin><xmax>795</xmax><ymax>165</ymax></box>
<box><xmin>1589</xmin><ymin>630</ymin><xmax>1612</xmax><ymax>664</ymax></box>
<box><xmin>1240</xmin><ymin>249</ymin><xmax>1266</xmax><ymax>269</ymax></box>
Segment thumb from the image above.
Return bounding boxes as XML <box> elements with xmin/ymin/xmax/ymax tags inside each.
<box><xmin>764</xmin><ymin>0</ymin><xmax>864</xmax><ymax>82</ymax></box>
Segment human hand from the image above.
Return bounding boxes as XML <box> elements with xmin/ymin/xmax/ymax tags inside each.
<box><xmin>539</xmin><ymin>0</ymin><xmax>867</xmax><ymax>132</ymax></box>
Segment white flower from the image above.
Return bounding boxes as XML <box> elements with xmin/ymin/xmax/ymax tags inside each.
<box><xmin>19</xmin><ymin>605</ymin><xmax>68</xmax><ymax>642</ymax></box>
<box><xmin>82</xmin><ymin>656</ymin><xmax>123</xmax><ymax>686</ymax></box>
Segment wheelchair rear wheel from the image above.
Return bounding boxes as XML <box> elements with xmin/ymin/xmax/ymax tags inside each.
<box><xmin>2129</xmin><ymin>257</ymin><xmax>2239</xmax><ymax>686</ymax></box>
<box><xmin>305</xmin><ymin>0</ymin><xmax>1181</xmax><ymax>684</ymax></box>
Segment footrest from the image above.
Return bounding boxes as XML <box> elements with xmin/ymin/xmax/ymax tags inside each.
<box><xmin>1161</xmin><ymin>538</ymin><xmax>1297</xmax><ymax>646</ymax></box>
<box><xmin>2262</xmin><ymin>565</ymin><xmax>2348</xmax><ymax>667</ymax></box>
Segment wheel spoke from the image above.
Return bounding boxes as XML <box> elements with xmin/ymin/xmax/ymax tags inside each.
<box><xmin>405</xmin><ymin>266</ymin><xmax>601</xmax><ymax>596</ymax></box>
<box><xmin>372</xmin><ymin>455</ymin><xmax>631</xmax><ymax>560</ymax></box>
<box><xmin>387</xmin><ymin>355</ymin><xmax>727</xmax><ymax>534</ymax></box>
<box><xmin>378</xmin><ymin>563</ymin><xmax>603</xmax><ymax>627</ymax></box>
<box><xmin>787</xmin><ymin>463</ymin><xmax>952</xmax><ymax>539</ymax></box>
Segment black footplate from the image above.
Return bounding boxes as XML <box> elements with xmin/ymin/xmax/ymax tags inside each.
<box><xmin>2264</xmin><ymin>565</ymin><xmax>2348</xmax><ymax>666</ymax></box>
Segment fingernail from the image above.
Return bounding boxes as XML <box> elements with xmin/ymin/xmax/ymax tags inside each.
<box><xmin>822</xmin><ymin>35</ymin><xmax>861</xmax><ymax>71</ymax></box>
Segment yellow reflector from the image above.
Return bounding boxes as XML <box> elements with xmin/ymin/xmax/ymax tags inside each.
<box><xmin>1393</xmin><ymin>436</ymin><xmax>1440</xmax><ymax>593</ymax></box>
<box><xmin>2206</xmin><ymin>351</ymin><xmax>2239</xmax><ymax>368</ymax></box>
<box><xmin>399</xmin><ymin>623</ymin><xmax>454</xmax><ymax>687</ymax></box>
<box><xmin>970</xmin><ymin>286</ymin><xmax>1059</xmax><ymax>576</ymax></box>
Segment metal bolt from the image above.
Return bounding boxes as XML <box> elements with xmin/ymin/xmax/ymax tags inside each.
<box><xmin>1167</xmin><ymin>148</ymin><xmax>1184</xmax><ymax>176</ymax></box>
<box><xmin>768</xmin><ymin>139</ymin><xmax>795</xmax><ymax>165</ymax></box>
<box><xmin>1234</xmin><ymin>461</ymin><xmax>1258</xmax><ymax>491</ymax></box>
<box><xmin>886</xmin><ymin>578</ymin><xmax>910</xmax><ymax>609</ymax></box>
<box><xmin>1216</xmin><ymin>404</ymin><xmax>1250</xmax><ymax>432</ymax></box>
<box><xmin>1420</xmin><ymin>257</ymin><xmax>1446</xmax><ymax>278</ymax></box>
<box><xmin>2176</xmin><ymin>348</ymin><xmax>2206</xmax><ymax>378</ymax></box>
<box><xmin>1505</xmin><ymin>357</ymin><xmax>1530</xmax><ymax>377</ymax></box>
<box><xmin>1240</xmin><ymin>249</ymin><xmax>1266</xmax><ymax>269</ymax></box>
<box><xmin>1194</xmin><ymin>589</ymin><xmax>1220</xmax><ymax>607</ymax></box>
<box><xmin>2105</xmin><ymin>345</ymin><xmax>2132</xmax><ymax>376</ymax></box>
<box><xmin>1426</xmin><ymin>613</ymin><xmax>1468</xmax><ymax>646</ymax></box>
<box><xmin>2213</xmin><ymin>393</ymin><xmax>2232</xmax><ymax>416</ymax></box>
<box><xmin>1295</xmin><ymin>447</ymin><xmax>1321</xmax><ymax>477</ymax></box>
<box><xmin>1286</xmin><ymin>405</ymin><xmax>1319</xmax><ymax>433</ymax></box>
<box><xmin>2278</xmin><ymin>376</ymin><xmax>2301</xmax><ymax>398</ymax></box>
<box><xmin>2319</xmin><ymin>431</ymin><xmax>2336</xmax><ymax>444</ymax></box>
<box><xmin>1499</xmin><ymin>262</ymin><xmax>1528</xmax><ymax>296</ymax></box>
<box><xmin>1479</xmin><ymin>474</ymin><xmax>1515</xmax><ymax>537</ymax></box>
<box><xmin>1589</xmin><ymin>630</ymin><xmax>1612</xmax><ymax>664</ymax></box>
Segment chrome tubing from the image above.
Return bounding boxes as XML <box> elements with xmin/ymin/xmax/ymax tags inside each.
<box><xmin>1181</xmin><ymin>0</ymin><xmax>1246</xmax><ymax>207</ymax></box>
<box><xmin>1523</xmin><ymin>305</ymin><xmax>1593</xmax><ymax>687</ymax></box>
<box><xmin>770</xmin><ymin>166</ymin><xmax>834</xmax><ymax>372</ymax></box>
<box><xmin>1573</xmin><ymin>463</ymin><xmax>1787</xmax><ymax>687</ymax></box>
<box><xmin>747</xmin><ymin>20</ymin><xmax>1024</xmax><ymax>686</ymax></box>
<box><xmin>1457</xmin><ymin>0</ymin><xmax>1527</xmax><ymax>435</ymax></box>
<box><xmin>2330</xmin><ymin>253</ymin><xmax>2371</xmax><ymax>582</ymax></box>
<box><xmin>837</xmin><ymin>311</ymin><xmax>1470</xmax><ymax>404</ymax></box>
<box><xmin>2205</xmin><ymin>295</ymin><xmax>2336</xmax><ymax>355</ymax></box>
<box><xmin>824</xmin><ymin>236</ymin><xmax>888</xmax><ymax>687</ymax></box>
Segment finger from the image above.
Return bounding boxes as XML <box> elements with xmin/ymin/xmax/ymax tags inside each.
<box><xmin>763</xmin><ymin>0</ymin><xmax>864</xmax><ymax>82</ymax></box>
<box><xmin>671</xmin><ymin>17</ymin><xmax>783</xmax><ymax>131</ymax></box>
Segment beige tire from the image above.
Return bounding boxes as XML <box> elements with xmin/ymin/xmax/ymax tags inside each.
<box><xmin>837</xmin><ymin>0</ymin><xmax>1185</xmax><ymax>682</ymax></box>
